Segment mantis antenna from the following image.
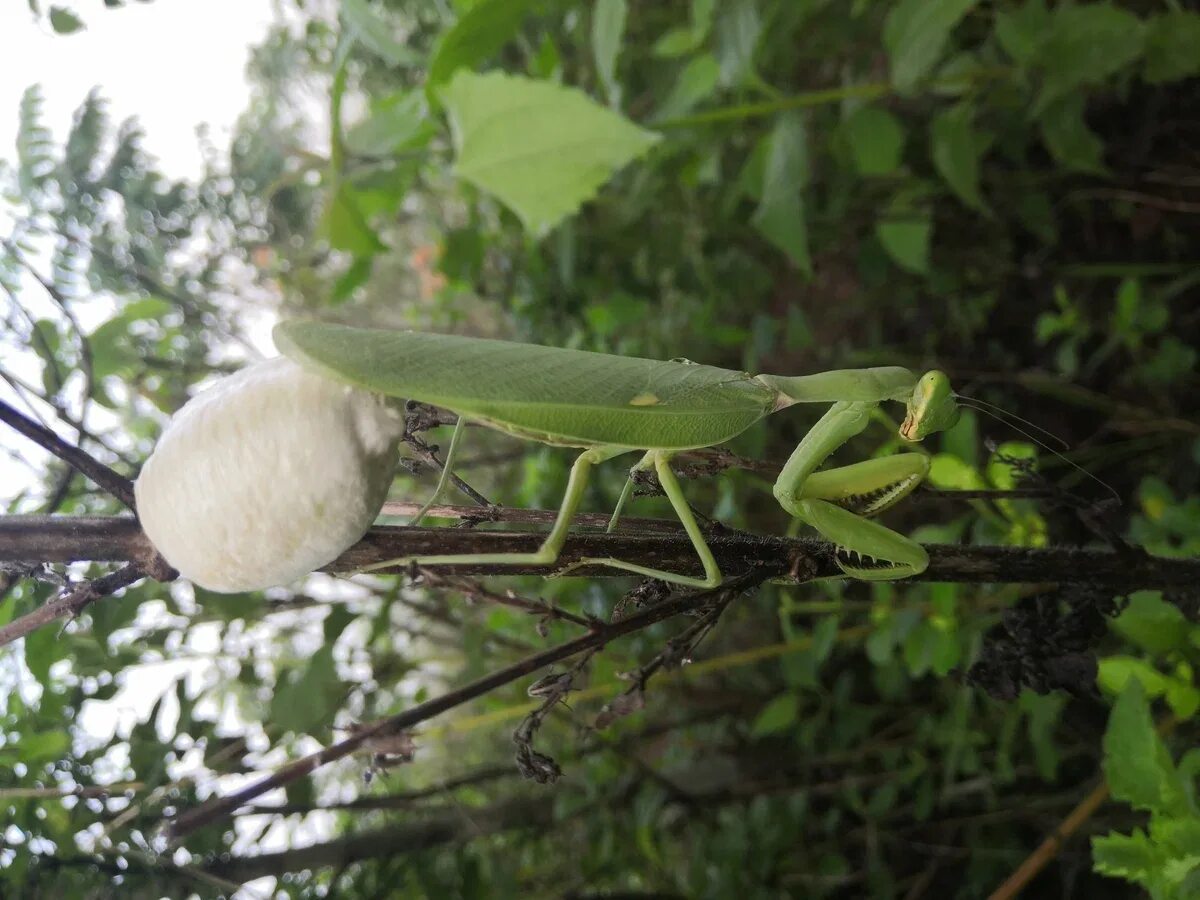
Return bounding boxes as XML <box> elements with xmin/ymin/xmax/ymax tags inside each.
<box><xmin>953</xmin><ymin>393</ymin><xmax>1120</xmax><ymax>505</ymax></box>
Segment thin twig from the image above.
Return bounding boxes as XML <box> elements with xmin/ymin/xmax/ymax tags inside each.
<box><xmin>0</xmin><ymin>397</ymin><xmax>136</xmax><ymax>511</ymax></box>
<box><xmin>986</xmin><ymin>780</ymin><xmax>1110</xmax><ymax>900</ymax></box>
<box><xmin>165</xmin><ymin>569</ymin><xmax>775</xmax><ymax>839</ymax></box>
<box><xmin>381</xmin><ymin>500</ymin><xmax>682</xmax><ymax>532</ymax></box>
<box><xmin>0</xmin><ymin>563</ymin><xmax>146</xmax><ymax>648</ymax></box>
<box><xmin>418</xmin><ymin>568</ymin><xmax>597</xmax><ymax>631</ymax></box>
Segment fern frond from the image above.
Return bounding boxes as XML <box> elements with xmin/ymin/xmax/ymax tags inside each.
<box><xmin>16</xmin><ymin>85</ymin><xmax>54</xmax><ymax>198</ymax></box>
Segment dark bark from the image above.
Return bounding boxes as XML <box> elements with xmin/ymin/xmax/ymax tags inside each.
<box><xmin>205</xmin><ymin>796</ymin><xmax>552</xmax><ymax>883</ymax></box>
<box><xmin>4</xmin><ymin>513</ymin><xmax>1198</xmax><ymax>592</ymax></box>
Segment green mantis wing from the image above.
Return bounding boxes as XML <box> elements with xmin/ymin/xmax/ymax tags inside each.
<box><xmin>274</xmin><ymin>322</ymin><xmax>778</xmax><ymax>450</ymax></box>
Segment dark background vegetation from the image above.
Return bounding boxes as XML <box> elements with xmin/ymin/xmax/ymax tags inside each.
<box><xmin>2</xmin><ymin>0</ymin><xmax>1199</xmax><ymax>897</ymax></box>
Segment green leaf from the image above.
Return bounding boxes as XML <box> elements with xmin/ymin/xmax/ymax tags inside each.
<box><xmin>341</xmin><ymin>0</ymin><xmax>420</xmax><ymax>66</ymax></box>
<box><xmin>877</xmin><ymin>216</ymin><xmax>931</xmax><ymax>275</ymax></box>
<box><xmin>1033</xmin><ymin>4</ymin><xmax>1145</xmax><ymax>114</ymax></box>
<box><xmin>751</xmin><ymin>112</ymin><xmax>811</xmax><ymax>274</ymax></box>
<box><xmin>1104</xmin><ymin>678</ymin><xmax>1179</xmax><ymax>813</ymax></box>
<box><xmin>1099</xmin><ymin>656</ymin><xmax>1171</xmax><ymax>700</ymax></box>
<box><xmin>20</xmin><ymin>730</ymin><xmax>69</xmax><ymax>763</ymax></box>
<box><xmin>751</xmin><ymin>693</ymin><xmax>799</xmax><ymax>738</ymax></box>
<box><xmin>714</xmin><ymin>0</ymin><xmax>762</xmax><ymax>88</ymax></box>
<box><xmin>883</xmin><ymin>0</ymin><xmax>976</xmax><ymax>94</ymax></box>
<box><xmin>321</xmin><ymin>184</ymin><xmax>385</xmax><ymax>256</ymax></box>
<box><xmin>439</xmin><ymin>71</ymin><xmax>660</xmax><ymax>235</ymax></box>
<box><xmin>654</xmin><ymin>27</ymin><xmax>701</xmax><ymax>58</ymax></box>
<box><xmin>270</xmin><ymin>646</ymin><xmax>344</xmax><ymax>736</ymax></box>
<box><xmin>331</xmin><ymin>257</ymin><xmax>373</xmax><ymax>304</ymax></box>
<box><xmin>344</xmin><ymin>90</ymin><xmax>434</xmax><ymax>157</ymax></box>
<box><xmin>843</xmin><ymin>106</ymin><xmax>905</xmax><ymax>176</ymax></box>
<box><xmin>655</xmin><ymin>54</ymin><xmax>721</xmax><ymax>122</ymax></box>
<box><xmin>48</xmin><ymin>6</ymin><xmax>84</xmax><ymax>34</ymax></box>
<box><xmin>23</xmin><ymin>623</ymin><xmax>61</xmax><ymax>687</ymax></box>
<box><xmin>1143</xmin><ymin>12</ymin><xmax>1200</xmax><ymax>84</ymax></box>
<box><xmin>1092</xmin><ymin>829</ymin><xmax>1166</xmax><ymax>889</ymax></box>
<box><xmin>930</xmin><ymin>103</ymin><xmax>986</xmax><ymax>211</ymax></box>
<box><xmin>993</xmin><ymin>1</ymin><xmax>1049</xmax><ymax>66</ymax></box>
<box><xmin>1038</xmin><ymin>94</ymin><xmax>1106</xmax><ymax>175</ymax></box>
<box><xmin>427</xmin><ymin>0</ymin><xmax>532</xmax><ymax>90</ymax></box>
<box><xmin>592</xmin><ymin>0</ymin><xmax>627</xmax><ymax>106</ymax></box>
<box><xmin>1112</xmin><ymin>592</ymin><xmax>1188</xmax><ymax>656</ymax></box>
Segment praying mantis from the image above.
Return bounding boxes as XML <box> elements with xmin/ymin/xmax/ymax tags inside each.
<box><xmin>274</xmin><ymin>321</ymin><xmax>961</xmax><ymax>588</ymax></box>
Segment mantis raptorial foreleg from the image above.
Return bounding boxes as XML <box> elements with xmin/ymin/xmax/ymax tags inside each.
<box><xmin>773</xmin><ymin>401</ymin><xmax>931</xmax><ymax>580</ymax></box>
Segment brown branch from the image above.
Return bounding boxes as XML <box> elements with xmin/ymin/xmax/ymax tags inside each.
<box><xmin>0</xmin><ymin>563</ymin><xmax>145</xmax><ymax>648</ymax></box>
<box><xmin>4</xmin><ymin>514</ymin><xmax>1199</xmax><ymax>592</ymax></box>
<box><xmin>0</xmin><ymin>398</ymin><xmax>136</xmax><ymax>510</ymax></box>
<box><xmin>986</xmin><ymin>780</ymin><xmax>1110</xmax><ymax>900</ymax></box>
<box><xmin>166</xmin><ymin>571</ymin><xmax>773</xmax><ymax>840</ymax></box>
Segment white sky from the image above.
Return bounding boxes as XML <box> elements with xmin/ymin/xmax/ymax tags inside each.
<box><xmin>0</xmin><ymin>0</ymin><xmax>279</xmax><ymax>180</ymax></box>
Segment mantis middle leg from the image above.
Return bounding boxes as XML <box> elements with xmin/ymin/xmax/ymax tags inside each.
<box><xmin>355</xmin><ymin>444</ymin><xmax>633</xmax><ymax>576</ymax></box>
<box><xmin>774</xmin><ymin>401</ymin><xmax>931</xmax><ymax>580</ymax></box>
<box><xmin>555</xmin><ymin>451</ymin><xmax>722</xmax><ymax>588</ymax></box>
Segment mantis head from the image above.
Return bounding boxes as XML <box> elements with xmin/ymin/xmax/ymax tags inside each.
<box><xmin>899</xmin><ymin>371</ymin><xmax>958</xmax><ymax>441</ymax></box>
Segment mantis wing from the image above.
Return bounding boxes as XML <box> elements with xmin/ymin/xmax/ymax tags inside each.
<box><xmin>274</xmin><ymin>322</ymin><xmax>777</xmax><ymax>450</ymax></box>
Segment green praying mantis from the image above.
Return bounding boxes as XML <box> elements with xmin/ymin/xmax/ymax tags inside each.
<box><xmin>275</xmin><ymin>321</ymin><xmax>962</xmax><ymax>588</ymax></box>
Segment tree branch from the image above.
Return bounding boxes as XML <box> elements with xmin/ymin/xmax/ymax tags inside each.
<box><xmin>4</xmin><ymin>514</ymin><xmax>1198</xmax><ymax>593</ymax></box>
<box><xmin>0</xmin><ymin>398</ymin><xmax>136</xmax><ymax>510</ymax></box>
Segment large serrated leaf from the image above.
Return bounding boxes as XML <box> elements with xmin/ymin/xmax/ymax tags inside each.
<box><xmin>275</xmin><ymin>321</ymin><xmax>776</xmax><ymax>450</ymax></box>
<box><xmin>439</xmin><ymin>71</ymin><xmax>661</xmax><ymax>235</ymax></box>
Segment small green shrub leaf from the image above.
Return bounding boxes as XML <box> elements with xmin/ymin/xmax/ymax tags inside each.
<box><xmin>884</xmin><ymin>0</ymin><xmax>976</xmax><ymax>94</ymax></box>
<box><xmin>48</xmin><ymin>6</ymin><xmax>84</xmax><ymax>34</ymax></box>
<box><xmin>592</xmin><ymin>0</ymin><xmax>628</xmax><ymax>105</ymax></box>
<box><xmin>844</xmin><ymin>106</ymin><xmax>905</xmax><ymax>176</ymax></box>
<box><xmin>341</xmin><ymin>0</ymin><xmax>420</xmax><ymax>66</ymax></box>
<box><xmin>930</xmin><ymin>103</ymin><xmax>986</xmax><ymax>211</ymax></box>
<box><xmin>1104</xmin><ymin>678</ymin><xmax>1184</xmax><ymax>814</ymax></box>
<box><xmin>877</xmin><ymin>212</ymin><xmax>931</xmax><ymax>275</ymax></box>
<box><xmin>427</xmin><ymin>0</ymin><xmax>532</xmax><ymax>90</ymax></box>
<box><xmin>1039</xmin><ymin>94</ymin><xmax>1106</xmax><ymax>175</ymax></box>
<box><xmin>1143</xmin><ymin>12</ymin><xmax>1200</xmax><ymax>84</ymax></box>
<box><xmin>345</xmin><ymin>90</ymin><xmax>433</xmax><ymax>157</ymax></box>
<box><xmin>1033</xmin><ymin>4</ymin><xmax>1145</xmax><ymax>113</ymax></box>
<box><xmin>751</xmin><ymin>693</ymin><xmax>799</xmax><ymax>737</ymax></box>
<box><xmin>751</xmin><ymin>112</ymin><xmax>811</xmax><ymax>274</ymax></box>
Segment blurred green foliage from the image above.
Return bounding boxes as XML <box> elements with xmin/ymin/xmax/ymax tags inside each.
<box><xmin>2</xmin><ymin>0</ymin><xmax>1199</xmax><ymax>897</ymax></box>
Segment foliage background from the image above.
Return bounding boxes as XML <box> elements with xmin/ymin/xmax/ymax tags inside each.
<box><xmin>2</xmin><ymin>0</ymin><xmax>1199</xmax><ymax>897</ymax></box>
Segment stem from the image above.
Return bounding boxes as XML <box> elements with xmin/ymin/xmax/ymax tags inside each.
<box><xmin>0</xmin><ymin>399</ymin><xmax>136</xmax><ymax>510</ymax></box>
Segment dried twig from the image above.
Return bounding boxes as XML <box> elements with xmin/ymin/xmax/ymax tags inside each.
<box><xmin>0</xmin><ymin>398</ymin><xmax>136</xmax><ymax>511</ymax></box>
<box><xmin>0</xmin><ymin>563</ymin><xmax>147</xmax><ymax>648</ymax></box>
<box><xmin>418</xmin><ymin>568</ymin><xmax>597</xmax><ymax>632</ymax></box>
<box><xmin>165</xmin><ymin>569</ymin><xmax>776</xmax><ymax>839</ymax></box>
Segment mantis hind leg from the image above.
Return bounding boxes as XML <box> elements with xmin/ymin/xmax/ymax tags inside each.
<box><xmin>556</xmin><ymin>451</ymin><xmax>723</xmax><ymax>589</ymax></box>
<box><xmin>353</xmin><ymin>445</ymin><xmax>632</xmax><ymax>576</ymax></box>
